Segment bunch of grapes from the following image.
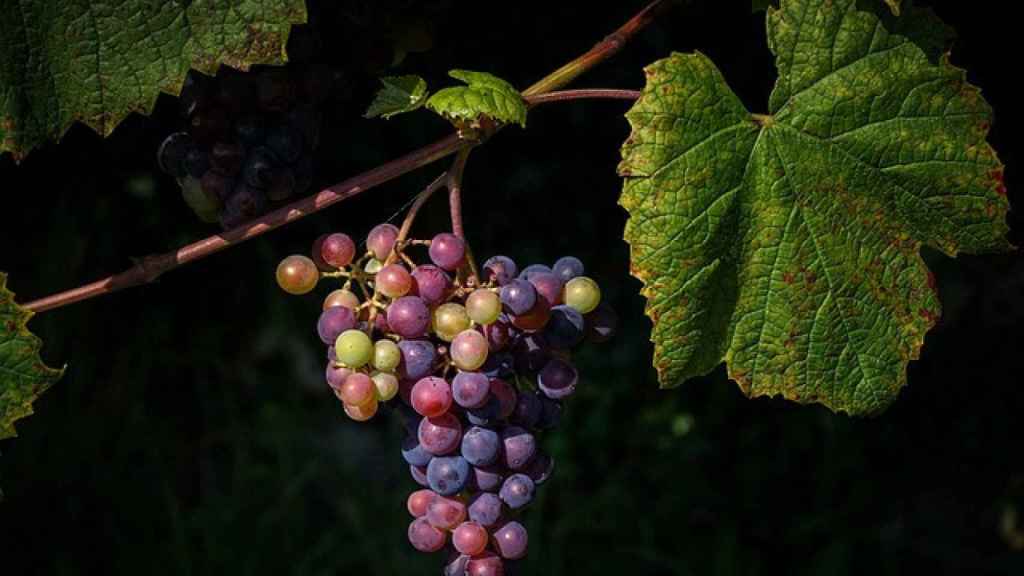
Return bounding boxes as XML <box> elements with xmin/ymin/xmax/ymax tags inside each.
<box><xmin>276</xmin><ymin>224</ymin><xmax>616</xmax><ymax>575</ymax></box>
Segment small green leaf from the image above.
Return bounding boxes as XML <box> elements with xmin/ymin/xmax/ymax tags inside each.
<box><xmin>619</xmin><ymin>0</ymin><xmax>1010</xmax><ymax>415</ymax></box>
<box><xmin>0</xmin><ymin>0</ymin><xmax>307</xmax><ymax>161</ymax></box>
<box><xmin>0</xmin><ymin>273</ymin><xmax>64</xmax><ymax>440</ymax></box>
<box><xmin>364</xmin><ymin>75</ymin><xmax>429</xmax><ymax>119</ymax></box>
<box><xmin>426</xmin><ymin>70</ymin><xmax>526</xmax><ymax>128</ymax></box>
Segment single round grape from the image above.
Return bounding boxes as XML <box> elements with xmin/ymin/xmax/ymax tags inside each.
<box><xmin>402</xmin><ymin>435</ymin><xmax>433</xmax><ymax>467</ymax></box>
<box><xmin>319</xmin><ymin>233</ymin><xmax>356</xmax><ymax>268</ymax></box>
<box><xmin>339</xmin><ymin>372</ymin><xmax>376</xmax><ymax>407</ymax></box>
<box><xmin>467</xmin><ymin>492</ymin><xmax>503</xmax><ymax>528</ymax></box>
<box><xmin>410</xmin><ymin>464</ymin><xmax>429</xmax><ymax>487</ymax></box>
<box><xmin>585</xmin><ymin>303</ymin><xmax>618</xmax><ymax>343</ymax></box>
<box><xmin>471</xmin><ymin>466</ymin><xmax>504</xmax><ymax>495</ymax></box>
<box><xmin>466</xmin><ymin>552</ymin><xmax>505</xmax><ymax>576</ymax></box>
<box><xmin>529</xmin><ymin>272</ymin><xmax>564</xmax><ymax>307</ymax></box>
<box><xmin>367</xmin><ymin>223</ymin><xmax>400</xmax><ymax>260</ymax></box>
<box><xmin>488</xmin><ymin>378</ymin><xmax>518</xmax><ymax>420</ymax></box>
<box><xmin>376</xmin><ymin>263</ymin><xmax>412</xmax><ymax>298</ymax></box>
<box><xmin>483</xmin><ymin>256</ymin><xmax>517</xmax><ymax>286</ymax></box>
<box><xmin>519</xmin><ymin>264</ymin><xmax>553</xmax><ymax>281</ymax></box>
<box><xmin>410</xmin><ymin>264</ymin><xmax>451</xmax><ymax>305</ymax></box>
<box><xmin>461</xmin><ymin>426</ymin><xmax>500</xmax><ymax>467</ymax></box>
<box><xmin>511</xmin><ymin>391</ymin><xmax>542</xmax><ymax>428</ymax></box>
<box><xmin>426</xmin><ymin>495</ymin><xmax>467</xmax><ymax>530</ymax></box>
<box><xmin>427</xmin><ymin>456</ymin><xmax>471</xmax><ymax>496</ymax></box>
<box><xmin>398</xmin><ymin>339</ymin><xmax>436</xmax><ymax>380</ymax></box>
<box><xmin>524</xmin><ymin>453</ymin><xmax>555</xmax><ymax>486</ymax></box>
<box><xmin>444</xmin><ymin>552</ymin><xmax>471</xmax><ymax>576</ymax></box>
<box><xmin>387</xmin><ymin>296</ymin><xmax>431</xmax><ymax>339</ymax></box>
<box><xmin>501</xmin><ymin>427</ymin><xmax>537</xmax><ymax>470</ymax></box>
<box><xmin>407</xmin><ymin>489</ymin><xmax>436</xmax><ymax>517</ymax></box>
<box><xmin>363</xmin><ymin>258</ymin><xmax>384</xmax><ymax>275</ymax></box>
<box><xmin>276</xmin><ymin>255</ymin><xmax>319</xmax><ymax>295</ymax></box>
<box><xmin>373</xmin><ymin>339</ymin><xmax>401</xmax><ymax>372</ymax></box>
<box><xmin>483</xmin><ymin>318</ymin><xmax>514</xmax><ymax>351</ymax></box>
<box><xmin>499</xmin><ymin>474</ymin><xmax>535</xmax><ymax>510</ymax></box>
<box><xmin>418</xmin><ymin>413</ymin><xmax>463</xmax><ymax>456</ymax></box>
<box><xmin>317</xmin><ymin>306</ymin><xmax>357</xmax><ymax>345</ymax></box>
<box><xmin>509</xmin><ymin>299</ymin><xmax>551</xmax><ymax>332</ymax></box>
<box><xmin>552</xmin><ymin>256</ymin><xmax>585</xmax><ymax>283</ymax></box>
<box><xmin>537</xmin><ymin>397</ymin><xmax>562</xmax><ymax>430</ymax></box>
<box><xmin>467</xmin><ymin>396</ymin><xmax>501</xmax><ymax>427</ymax></box>
<box><xmin>538</xmin><ymin>357</ymin><xmax>578</xmax><ymax>400</ymax></box>
<box><xmin>371</xmin><ymin>371</ymin><xmax>399</xmax><ymax>401</ymax></box>
<box><xmin>451</xmin><ymin>330</ymin><xmax>489</xmax><ymax>371</ymax></box>
<box><xmin>210</xmin><ymin>141</ymin><xmax>244</xmax><ymax>176</ymax></box>
<box><xmin>242</xmin><ymin>147</ymin><xmax>277</xmax><ymax>188</ymax></box>
<box><xmin>452</xmin><ymin>371</ymin><xmax>490</xmax><ymax>409</ymax></box>
<box><xmin>325</xmin><ymin>363</ymin><xmax>352</xmax><ymax>394</ymax></box>
<box><xmin>563</xmin><ymin>276</ymin><xmax>601</xmax><ymax>314</ymax></box>
<box><xmin>500</xmin><ymin>279</ymin><xmax>536</xmax><ymax>316</ymax></box>
<box><xmin>544</xmin><ymin>305</ymin><xmax>585</xmax><ymax>349</ymax></box>
<box><xmin>453</xmin><ymin>522</ymin><xmax>489</xmax><ymax>556</ymax></box>
<box><xmin>466</xmin><ymin>289</ymin><xmax>502</xmax><ymax>325</ymax></box>
<box><xmin>343</xmin><ymin>396</ymin><xmax>378</xmax><ymax>421</ymax></box>
<box><xmin>429</xmin><ymin>233</ymin><xmax>466</xmax><ymax>271</ymax></box>
<box><xmin>408</xmin><ymin>517</ymin><xmax>446</xmax><ymax>553</ymax></box>
<box><xmin>411</xmin><ymin>376</ymin><xmax>453</xmax><ymax>418</ymax></box>
<box><xmin>433</xmin><ymin>303</ymin><xmax>471</xmax><ymax>342</ymax></box>
<box><xmin>492</xmin><ymin>521</ymin><xmax>528</xmax><ymax>560</ymax></box>
<box><xmin>323</xmin><ymin>288</ymin><xmax>360</xmax><ymax>310</ymax></box>
<box><xmin>334</xmin><ymin>329</ymin><xmax>373</xmax><ymax>368</ymax></box>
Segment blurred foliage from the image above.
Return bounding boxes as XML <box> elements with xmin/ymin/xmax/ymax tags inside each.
<box><xmin>0</xmin><ymin>1</ymin><xmax>1021</xmax><ymax>575</ymax></box>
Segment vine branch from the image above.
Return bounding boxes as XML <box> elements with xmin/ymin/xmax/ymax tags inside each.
<box><xmin>21</xmin><ymin>0</ymin><xmax>670</xmax><ymax>314</ymax></box>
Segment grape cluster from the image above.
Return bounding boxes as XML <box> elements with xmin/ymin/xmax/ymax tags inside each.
<box><xmin>157</xmin><ymin>62</ymin><xmax>329</xmax><ymax>228</ymax></box>
<box><xmin>276</xmin><ymin>226</ymin><xmax>616</xmax><ymax>575</ymax></box>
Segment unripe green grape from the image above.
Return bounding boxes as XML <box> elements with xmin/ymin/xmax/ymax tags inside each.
<box><xmin>451</xmin><ymin>329</ymin><xmax>488</xmax><ymax>371</ymax></box>
<box><xmin>372</xmin><ymin>371</ymin><xmax>399</xmax><ymax>402</ymax></box>
<box><xmin>276</xmin><ymin>255</ymin><xmax>319</xmax><ymax>295</ymax></box>
<box><xmin>324</xmin><ymin>289</ymin><xmax>360</xmax><ymax>310</ymax></box>
<box><xmin>373</xmin><ymin>339</ymin><xmax>401</xmax><ymax>372</ymax></box>
<box><xmin>335</xmin><ymin>329</ymin><xmax>373</xmax><ymax>368</ymax></box>
<box><xmin>432</xmin><ymin>303</ymin><xmax>471</xmax><ymax>342</ymax></box>
<box><xmin>466</xmin><ymin>289</ymin><xmax>501</xmax><ymax>325</ymax></box>
<box><xmin>364</xmin><ymin>258</ymin><xmax>384</xmax><ymax>275</ymax></box>
<box><xmin>563</xmin><ymin>276</ymin><xmax>601</xmax><ymax>314</ymax></box>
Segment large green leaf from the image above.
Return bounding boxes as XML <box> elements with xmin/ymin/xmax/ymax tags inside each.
<box><xmin>619</xmin><ymin>0</ymin><xmax>1010</xmax><ymax>415</ymax></box>
<box><xmin>0</xmin><ymin>0</ymin><xmax>307</xmax><ymax>160</ymax></box>
<box><xmin>0</xmin><ymin>273</ymin><xmax>63</xmax><ymax>440</ymax></box>
<box><xmin>426</xmin><ymin>70</ymin><xmax>527</xmax><ymax>128</ymax></box>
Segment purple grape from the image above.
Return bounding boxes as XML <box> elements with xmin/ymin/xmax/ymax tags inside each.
<box><xmin>544</xmin><ymin>305</ymin><xmax>585</xmax><ymax>349</ymax></box>
<box><xmin>467</xmin><ymin>492</ymin><xmax>504</xmax><ymax>527</ymax></box>
<box><xmin>429</xmin><ymin>233</ymin><xmax>466</xmax><ymax>271</ymax></box>
<box><xmin>501</xmin><ymin>427</ymin><xmax>536</xmax><ymax>470</ymax></box>
<box><xmin>513</xmin><ymin>334</ymin><xmax>549</xmax><ymax>374</ymax></box>
<box><xmin>444</xmin><ymin>552</ymin><xmax>471</xmax><ymax>576</ymax></box>
<box><xmin>467</xmin><ymin>553</ymin><xmax>505</xmax><ymax>576</ymax></box>
<box><xmin>519</xmin><ymin>264</ymin><xmax>552</xmax><ymax>281</ymax></box>
<box><xmin>402</xmin><ymin>435</ymin><xmax>433</xmax><ymax>467</ymax></box>
<box><xmin>410</xmin><ymin>264</ymin><xmax>451</xmax><ymax>305</ymax></box>
<box><xmin>427</xmin><ymin>456</ymin><xmax>470</xmax><ymax>496</ymax></box>
<box><xmin>585</xmin><ymin>303</ymin><xmax>618</xmax><ymax>343</ymax></box>
<box><xmin>529</xmin><ymin>272</ymin><xmax>563</xmax><ymax>308</ymax></box>
<box><xmin>552</xmin><ymin>256</ymin><xmax>585</xmax><ymax>283</ymax></box>
<box><xmin>418</xmin><ymin>413</ymin><xmax>462</xmax><ymax>456</ymax></box>
<box><xmin>483</xmin><ymin>317</ymin><xmax>514</xmax><ymax>351</ymax></box>
<box><xmin>398</xmin><ymin>339</ymin><xmax>436</xmax><ymax>380</ymax></box>
<box><xmin>511</xmin><ymin>391</ymin><xmax>542</xmax><ymax>428</ymax></box>
<box><xmin>242</xmin><ymin>147</ymin><xmax>278</xmax><ymax>189</ymax></box>
<box><xmin>367</xmin><ymin>223</ymin><xmax>400</xmax><ymax>261</ymax></box>
<box><xmin>492</xmin><ymin>521</ymin><xmax>528</xmax><ymax>560</ymax></box>
<box><xmin>325</xmin><ymin>363</ymin><xmax>351</xmax><ymax>392</ymax></box>
<box><xmin>480</xmin><ymin>352</ymin><xmax>514</xmax><ymax>379</ymax></box>
<box><xmin>467</xmin><ymin>395</ymin><xmax>501</xmax><ymax>427</ymax></box>
<box><xmin>461</xmin><ymin>426</ymin><xmax>500</xmax><ymax>467</ymax></box>
<box><xmin>483</xmin><ymin>255</ymin><xmax>518</xmax><ymax>286</ymax></box>
<box><xmin>499</xmin><ymin>474</ymin><xmax>535</xmax><ymax>510</ymax></box>
<box><xmin>220</xmin><ymin>184</ymin><xmax>267</xmax><ymax>228</ymax></box>
<box><xmin>538</xmin><ymin>358</ymin><xmax>578</xmax><ymax>399</ymax></box>
<box><xmin>452</xmin><ymin>371</ymin><xmax>490</xmax><ymax>409</ymax></box>
<box><xmin>524</xmin><ymin>453</ymin><xmax>554</xmax><ymax>485</ymax></box>
<box><xmin>387</xmin><ymin>296</ymin><xmax>431</xmax><ymax>339</ymax></box>
<box><xmin>537</xmin><ymin>398</ymin><xmax>562</xmax><ymax>430</ymax></box>
<box><xmin>317</xmin><ymin>306</ymin><xmax>356</xmax><ymax>345</ymax></box>
<box><xmin>472</xmin><ymin>465</ymin><xmax>504</xmax><ymax>493</ymax></box>
<box><xmin>500</xmin><ymin>279</ymin><xmax>536</xmax><ymax>316</ymax></box>
<box><xmin>410</xmin><ymin>464</ymin><xmax>429</xmax><ymax>487</ymax></box>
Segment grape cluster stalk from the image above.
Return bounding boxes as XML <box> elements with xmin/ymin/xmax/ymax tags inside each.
<box><xmin>277</xmin><ymin>217</ymin><xmax>617</xmax><ymax>575</ymax></box>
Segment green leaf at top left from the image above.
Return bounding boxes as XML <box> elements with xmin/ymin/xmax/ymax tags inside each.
<box><xmin>0</xmin><ymin>0</ymin><xmax>307</xmax><ymax>161</ymax></box>
<box><xmin>0</xmin><ymin>273</ymin><xmax>63</xmax><ymax>440</ymax></box>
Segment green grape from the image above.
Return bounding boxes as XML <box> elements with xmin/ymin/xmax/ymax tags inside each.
<box><xmin>335</xmin><ymin>329</ymin><xmax>374</xmax><ymax>368</ymax></box>
<box><xmin>372</xmin><ymin>371</ymin><xmax>400</xmax><ymax>402</ymax></box>
<box><xmin>276</xmin><ymin>255</ymin><xmax>319</xmax><ymax>295</ymax></box>
<box><xmin>451</xmin><ymin>329</ymin><xmax>488</xmax><ymax>371</ymax></box>
<box><xmin>563</xmin><ymin>276</ymin><xmax>601</xmax><ymax>314</ymax></box>
<box><xmin>364</xmin><ymin>258</ymin><xmax>384</xmax><ymax>275</ymax></box>
<box><xmin>432</xmin><ymin>303</ymin><xmax>471</xmax><ymax>342</ymax></box>
<box><xmin>466</xmin><ymin>289</ymin><xmax>501</xmax><ymax>325</ymax></box>
<box><xmin>373</xmin><ymin>339</ymin><xmax>401</xmax><ymax>372</ymax></box>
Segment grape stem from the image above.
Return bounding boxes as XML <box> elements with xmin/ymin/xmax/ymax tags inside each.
<box><xmin>446</xmin><ymin>146</ymin><xmax>481</xmax><ymax>286</ymax></box>
<box><xmin>20</xmin><ymin>0</ymin><xmax>671</xmax><ymax>314</ymax></box>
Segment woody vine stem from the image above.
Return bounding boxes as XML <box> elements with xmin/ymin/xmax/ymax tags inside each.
<box><xmin>21</xmin><ymin>0</ymin><xmax>667</xmax><ymax>314</ymax></box>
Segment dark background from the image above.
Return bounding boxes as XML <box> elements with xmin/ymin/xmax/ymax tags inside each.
<box><xmin>1</xmin><ymin>1</ymin><xmax>1021</xmax><ymax>574</ymax></box>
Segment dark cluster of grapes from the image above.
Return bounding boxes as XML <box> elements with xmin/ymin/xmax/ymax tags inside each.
<box><xmin>276</xmin><ymin>225</ymin><xmax>617</xmax><ymax>575</ymax></box>
<box><xmin>156</xmin><ymin>61</ymin><xmax>329</xmax><ymax>228</ymax></box>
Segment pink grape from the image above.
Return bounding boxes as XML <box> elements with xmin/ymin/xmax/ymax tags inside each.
<box><xmin>407</xmin><ymin>489</ymin><xmax>436</xmax><ymax>517</ymax></box>
<box><xmin>319</xmin><ymin>233</ymin><xmax>356</xmax><ymax>268</ymax></box>
<box><xmin>418</xmin><ymin>413</ymin><xmax>462</xmax><ymax>455</ymax></box>
<box><xmin>528</xmin><ymin>272</ymin><xmax>563</xmax><ymax>307</ymax></box>
<box><xmin>376</xmin><ymin>263</ymin><xmax>413</xmax><ymax>298</ymax></box>
<box><xmin>343</xmin><ymin>397</ymin><xmax>378</xmax><ymax>421</ymax></box>
<box><xmin>410</xmin><ymin>264</ymin><xmax>451</xmax><ymax>305</ymax></box>
<box><xmin>323</xmin><ymin>289</ymin><xmax>359</xmax><ymax>310</ymax></box>
<box><xmin>325</xmin><ymin>363</ymin><xmax>352</xmax><ymax>394</ymax></box>
<box><xmin>426</xmin><ymin>495</ymin><xmax>467</xmax><ymax>530</ymax></box>
<box><xmin>339</xmin><ymin>373</ymin><xmax>375</xmax><ymax>407</ymax></box>
<box><xmin>429</xmin><ymin>233</ymin><xmax>466</xmax><ymax>271</ymax></box>
<box><xmin>466</xmin><ymin>552</ymin><xmax>504</xmax><ymax>576</ymax></box>
<box><xmin>452</xmin><ymin>522</ymin><xmax>489</xmax><ymax>556</ymax></box>
<box><xmin>451</xmin><ymin>329</ymin><xmax>489</xmax><ymax>371</ymax></box>
<box><xmin>367</xmin><ymin>223</ymin><xmax>400</xmax><ymax>260</ymax></box>
<box><xmin>452</xmin><ymin>371</ymin><xmax>490</xmax><ymax>409</ymax></box>
<box><xmin>411</xmin><ymin>376</ymin><xmax>453</xmax><ymax>418</ymax></box>
<box><xmin>408</xmin><ymin>517</ymin><xmax>446</xmax><ymax>552</ymax></box>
